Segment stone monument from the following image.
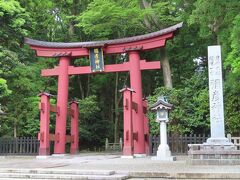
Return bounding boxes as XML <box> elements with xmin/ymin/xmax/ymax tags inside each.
<box><xmin>151</xmin><ymin>96</ymin><xmax>175</xmax><ymax>161</ymax></box>
<box><xmin>207</xmin><ymin>46</ymin><xmax>229</xmax><ymax>144</ymax></box>
<box><xmin>188</xmin><ymin>45</ymin><xmax>240</xmax><ymax>165</ymax></box>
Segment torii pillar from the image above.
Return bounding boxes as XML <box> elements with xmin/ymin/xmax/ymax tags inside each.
<box><xmin>129</xmin><ymin>51</ymin><xmax>145</xmax><ymax>155</ymax></box>
<box><xmin>70</xmin><ymin>101</ymin><xmax>79</xmax><ymax>154</ymax></box>
<box><xmin>143</xmin><ymin>99</ymin><xmax>150</xmax><ymax>155</ymax></box>
<box><xmin>54</xmin><ymin>56</ymin><xmax>70</xmax><ymax>154</ymax></box>
<box><xmin>38</xmin><ymin>92</ymin><xmax>51</xmax><ymax>156</ymax></box>
<box><xmin>120</xmin><ymin>87</ymin><xmax>135</xmax><ymax>157</ymax></box>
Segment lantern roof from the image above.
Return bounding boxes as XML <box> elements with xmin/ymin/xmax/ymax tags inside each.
<box><xmin>151</xmin><ymin>96</ymin><xmax>173</xmax><ymax>111</ymax></box>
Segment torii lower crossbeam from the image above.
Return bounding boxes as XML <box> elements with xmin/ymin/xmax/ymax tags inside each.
<box><xmin>42</xmin><ymin>60</ymin><xmax>160</xmax><ymax>76</ymax></box>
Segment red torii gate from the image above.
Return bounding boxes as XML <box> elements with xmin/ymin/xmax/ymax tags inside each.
<box><xmin>25</xmin><ymin>22</ymin><xmax>182</xmax><ymax>156</ymax></box>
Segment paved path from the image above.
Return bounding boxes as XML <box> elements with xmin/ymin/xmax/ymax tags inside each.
<box><xmin>0</xmin><ymin>153</ymin><xmax>240</xmax><ymax>179</ymax></box>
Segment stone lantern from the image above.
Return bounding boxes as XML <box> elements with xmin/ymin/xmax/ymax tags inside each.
<box><xmin>151</xmin><ymin>96</ymin><xmax>175</xmax><ymax>161</ymax></box>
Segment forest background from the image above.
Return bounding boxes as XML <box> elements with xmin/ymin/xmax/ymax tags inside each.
<box><xmin>0</xmin><ymin>0</ymin><xmax>240</xmax><ymax>149</ymax></box>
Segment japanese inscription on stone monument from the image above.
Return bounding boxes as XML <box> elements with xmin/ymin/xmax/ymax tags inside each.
<box><xmin>208</xmin><ymin>46</ymin><xmax>224</xmax><ymax>123</ymax></box>
<box><xmin>208</xmin><ymin>45</ymin><xmax>225</xmax><ymax>139</ymax></box>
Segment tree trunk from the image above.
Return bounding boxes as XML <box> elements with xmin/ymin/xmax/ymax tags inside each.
<box><xmin>140</xmin><ymin>0</ymin><xmax>173</xmax><ymax>88</ymax></box>
<box><xmin>68</xmin><ymin>0</ymin><xmax>80</xmax><ymax>39</ymax></box>
<box><xmin>14</xmin><ymin>120</ymin><xmax>17</xmax><ymax>138</ymax></box>
<box><xmin>160</xmin><ymin>48</ymin><xmax>173</xmax><ymax>88</ymax></box>
<box><xmin>114</xmin><ymin>72</ymin><xmax>119</xmax><ymax>143</ymax></box>
<box><xmin>86</xmin><ymin>75</ymin><xmax>90</xmax><ymax>97</ymax></box>
<box><xmin>141</xmin><ymin>0</ymin><xmax>162</xmax><ymax>29</ymax></box>
<box><xmin>77</xmin><ymin>75</ymin><xmax>84</xmax><ymax>99</ymax></box>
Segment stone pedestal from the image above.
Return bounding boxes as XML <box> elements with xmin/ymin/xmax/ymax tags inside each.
<box><xmin>188</xmin><ymin>143</ymin><xmax>240</xmax><ymax>165</ymax></box>
<box><xmin>152</xmin><ymin>121</ymin><xmax>175</xmax><ymax>161</ymax></box>
<box><xmin>152</xmin><ymin>144</ymin><xmax>176</xmax><ymax>161</ymax></box>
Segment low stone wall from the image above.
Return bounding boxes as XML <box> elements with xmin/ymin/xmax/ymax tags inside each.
<box><xmin>188</xmin><ymin>143</ymin><xmax>240</xmax><ymax>165</ymax></box>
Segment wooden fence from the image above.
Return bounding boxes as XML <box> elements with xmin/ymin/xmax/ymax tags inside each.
<box><xmin>0</xmin><ymin>135</ymin><xmax>239</xmax><ymax>155</ymax></box>
<box><xmin>0</xmin><ymin>137</ymin><xmax>39</xmax><ymax>155</ymax></box>
<box><xmin>150</xmin><ymin>134</ymin><xmax>210</xmax><ymax>155</ymax></box>
<box><xmin>227</xmin><ymin>134</ymin><xmax>240</xmax><ymax>150</ymax></box>
<box><xmin>105</xmin><ymin>138</ymin><xmax>123</xmax><ymax>151</ymax></box>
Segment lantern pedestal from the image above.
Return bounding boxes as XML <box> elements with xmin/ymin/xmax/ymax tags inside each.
<box><xmin>154</xmin><ymin>144</ymin><xmax>176</xmax><ymax>161</ymax></box>
<box><xmin>152</xmin><ymin>121</ymin><xmax>175</xmax><ymax>161</ymax></box>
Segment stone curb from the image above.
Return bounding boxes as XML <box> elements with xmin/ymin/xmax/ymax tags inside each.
<box><xmin>0</xmin><ymin>169</ymin><xmax>115</xmax><ymax>175</ymax></box>
<box><xmin>127</xmin><ymin>171</ymin><xmax>240</xmax><ymax>179</ymax></box>
<box><xmin>0</xmin><ymin>173</ymin><xmax>129</xmax><ymax>180</ymax></box>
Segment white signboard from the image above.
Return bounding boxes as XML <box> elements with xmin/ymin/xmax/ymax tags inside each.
<box><xmin>208</xmin><ymin>45</ymin><xmax>225</xmax><ymax>140</ymax></box>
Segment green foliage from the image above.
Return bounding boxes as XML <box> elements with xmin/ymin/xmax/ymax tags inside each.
<box><xmin>0</xmin><ymin>78</ymin><xmax>11</xmax><ymax>99</ymax></box>
<box><xmin>76</xmin><ymin>0</ymin><xmax>144</xmax><ymax>39</ymax></box>
<box><xmin>0</xmin><ymin>46</ymin><xmax>20</xmax><ymax>75</ymax></box>
<box><xmin>224</xmin><ymin>72</ymin><xmax>240</xmax><ymax>135</ymax></box>
<box><xmin>151</xmin><ymin>1</ymin><xmax>180</xmax><ymax>27</ymax></box>
<box><xmin>148</xmin><ymin>73</ymin><xmax>209</xmax><ymax>135</ymax></box>
<box><xmin>0</xmin><ymin>0</ymin><xmax>29</xmax><ymax>46</ymax></box>
<box><xmin>78</xmin><ymin>95</ymin><xmax>111</xmax><ymax>147</ymax></box>
<box><xmin>1</xmin><ymin>64</ymin><xmax>44</xmax><ymax>136</ymax></box>
<box><xmin>79</xmin><ymin>95</ymin><xmax>100</xmax><ymax>120</ymax></box>
<box><xmin>189</xmin><ymin>0</ymin><xmax>240</xmax><ymax>61</ymax></box>
<box><xmin>225</xmin><ymin>15</ymin><xmax>240</xmax><ymax>73</ymax></box>
<box><xmin>189</xmin><ymin>0</ymin><xmax>236</xmax><ymax>37</ymax></box>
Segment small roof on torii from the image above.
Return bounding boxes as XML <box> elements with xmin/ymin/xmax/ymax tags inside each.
<box><xmin>24</xmin><ymin>22</ymin><xmax>183</xmax><ymax>57</ymax></box>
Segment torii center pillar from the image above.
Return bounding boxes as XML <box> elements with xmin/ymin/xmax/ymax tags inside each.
<box><xmin>24</xmin><ymin>22</ymin><xmax>183</xmax><ymax>155</ymax></box>
<box><xmin>54</xmin><ymin>57</ymin><xmax>70</xmax><ymax>154</ymax></box>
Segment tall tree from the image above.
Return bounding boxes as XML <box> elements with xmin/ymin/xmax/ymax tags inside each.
<box><xmin>140</xmin><ymin>0</ymin><xmax>180</xmax><ymax>88</ymax></box>
<box><xmin>189</xmin><ymin>0</ymin><xmax>240</xmax><ymax>49</ymax></box>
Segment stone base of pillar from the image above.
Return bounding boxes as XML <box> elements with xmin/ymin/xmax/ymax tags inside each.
<box><xmin>38</xmin><ymin>148</ymin><xmax>50</xmax><ymax>156</ymax></box>
<box><xmin>134</xmin><ymin>154</ymin><xmax>147</xmax><ymax>158</ymax></box>
<box><xmin>152</xmin><ymin>144</ymin><xmax>176</xmax><ymax>161</ymax></box>
<box><xmin>188</xmin><ymin>143</ymin><xmax>240</xmax><ymax>165</ymax></box>
<box><xmin>36</xmin><ymin>155</ymin><xmax>51</xmax><ymax>159</ymax></box>
<box><xmin>51</xmin><ymin>154</ymin><xmax>68</xmax><ymax>157</ymax></box>
<box><xmin>121</xmin><ymin>155</ymin><xmax>134</xmax><ymax>159</ymax></box>
<box><xmin>123</xmin><ymin>146</ymin><xmax>133</xmax><ymax>156</ymax></box>
<box><xmin>206</xmin><ymin>137</ymin><xmax>233</xmax><ymax>145</ymax></box>
<box><xmin>70</xmin><ymin>148</ymin><xmax>79</xmax><ymax>155</ymax></box>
